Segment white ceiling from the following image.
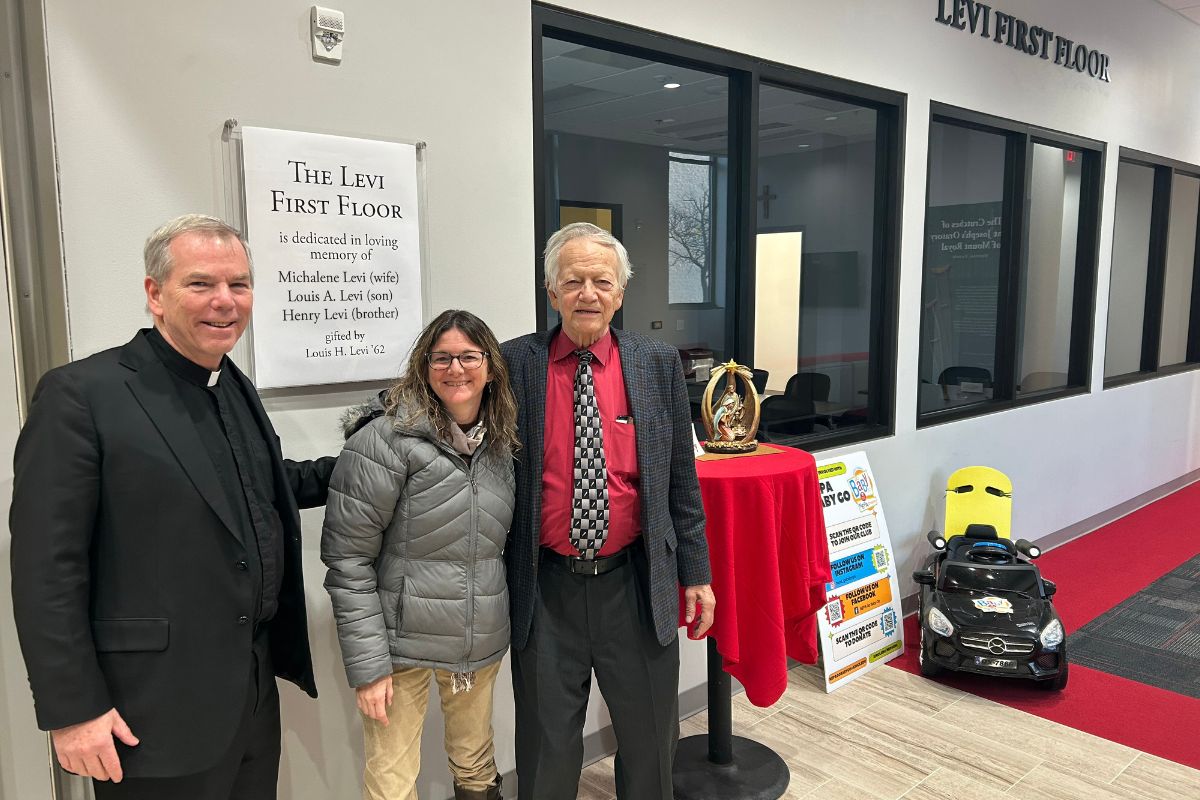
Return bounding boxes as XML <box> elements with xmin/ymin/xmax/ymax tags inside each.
<box><xmin>543</xmin><ymin>3</ymin><xmax>1197</xmax><ymax>155</ymax></box>
<box><xmin>542</xmin><ymin>38</ymin><xmax>876</xmax><ymax>156</ymax></box>
<box><xmin>1154</xmin><ymin>0</ymin><xmax>1200</xmax><ymax>24</ymax></box>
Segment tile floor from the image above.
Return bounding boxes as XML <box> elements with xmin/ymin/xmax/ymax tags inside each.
<box><xmin>576</xmin><ymin>663</ymin><xmax>1200</xmax><ymax>799</ymax></box>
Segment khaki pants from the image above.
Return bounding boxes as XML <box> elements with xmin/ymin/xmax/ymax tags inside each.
<box><xmin>362</xmin><ymin>660</ymin><xmax>502</xmax><ymax>800</ymax></box>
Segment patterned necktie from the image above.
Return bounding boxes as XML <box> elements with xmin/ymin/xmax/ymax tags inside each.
<box><xmin>571</xmin><ymin>349</ymin><xmax>609</xmax><ymax>560</ymax></box>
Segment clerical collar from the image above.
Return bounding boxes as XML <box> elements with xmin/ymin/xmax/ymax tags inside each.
<box><xmin>145</xmin><ymin>327</ymin><xmax>226</xmax><ymax>388</ymax></box>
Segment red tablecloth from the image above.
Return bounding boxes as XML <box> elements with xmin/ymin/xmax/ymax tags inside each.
<box><xmin>679</xmin><ymin>446</ymin><xmax>831</xmax><ymax>707</ymax></box>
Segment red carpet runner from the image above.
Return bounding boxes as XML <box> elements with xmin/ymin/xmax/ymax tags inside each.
<box><xmin>888</xmin><ymin>480</ymin><xmax>1200</xmax><ymax>769</ymax></box>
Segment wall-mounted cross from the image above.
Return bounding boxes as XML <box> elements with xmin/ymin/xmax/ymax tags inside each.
<box><xmin>757</xmin><ymin>185</ymin><xmax>778</xmax><ymax>218</ymax></box>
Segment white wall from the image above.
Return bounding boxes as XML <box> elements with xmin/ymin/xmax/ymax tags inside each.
<box><xmin>0</xmin><ymin>178</ymin><xmax>51</xmax><ymax>800</ymax></box>
<box><xmin>4</xmin><ymin>0</ymin><xmax>1200</xmax><ymax>797</ymax></box>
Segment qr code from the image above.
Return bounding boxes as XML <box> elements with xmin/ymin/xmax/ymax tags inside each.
<box><xmin>826</xmin><ymin>598</ymin><xmax>844</xmax><ymax>625</ymax></box>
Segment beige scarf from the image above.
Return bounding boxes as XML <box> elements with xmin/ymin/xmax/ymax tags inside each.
<box><xmin>446</xmin><ymin>421</ymin><xmax>485</xmax><ymax>692</ymax></box>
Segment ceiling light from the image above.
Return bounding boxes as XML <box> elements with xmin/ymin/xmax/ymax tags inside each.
<box><xmin>797</xmin><ymin>143</ymin><xmax>810</xmax><ymax>148</ymax></box>
<box><xmin>824</xmin><ymin>115</ymin><xmax>838</xmax><ymax>121</ymax></box>
<box><xmin>663</xmin><ymin>82</ymin><xmax>681</xmax><ymax>89</ymax></box>
<box><xmin>655</xmin><ymin>118</ymin><xmax>675</xmax><ymax>124</ymax></box>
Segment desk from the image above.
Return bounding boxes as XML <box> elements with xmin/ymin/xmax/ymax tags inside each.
<box><xmin>672</xmin><ymin>446</ymin><xmax>831</xmax><ymax>799</ymax></box>
<box><xmin>814</xmin><ymin>400</ymin><xmax>849</xmax><ymax>423</ymax></box>
<box><xmin>759</xmin><ymin>400</ymin><xmax>848</xmax><ymax>435</ymax></box>
<box><xmin>918</xmin><ymin>382</ymin><xmax>992</xmax><ymax>414</ymax></box>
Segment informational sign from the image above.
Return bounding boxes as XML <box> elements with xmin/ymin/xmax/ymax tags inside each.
<box><xmin>815</xmin><ymin>452</ymin><xmax>904</xmax><ymax>691</ymax></box>
<box><xmin>241</xmin><ymin>126</ymin><xmax>424</xmax><ymax>388</ymax></box>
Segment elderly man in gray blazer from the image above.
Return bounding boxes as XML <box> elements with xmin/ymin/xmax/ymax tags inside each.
<box><xmin>501</xmin><ymin>222</ymin><xmax>715</xmax><ymax>799</ymax></box>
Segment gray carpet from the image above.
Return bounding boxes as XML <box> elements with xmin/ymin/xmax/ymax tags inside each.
<box><xmin>1068</xmin><ymin>552</ymin><xmax>1200</xmax><ymax>699</ymax></box>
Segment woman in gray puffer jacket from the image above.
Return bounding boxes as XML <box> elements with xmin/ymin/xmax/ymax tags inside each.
<box><xmin>322</xmin><ymin>309</ymin><xmax>517</xmax><ymax>800</ymax></box>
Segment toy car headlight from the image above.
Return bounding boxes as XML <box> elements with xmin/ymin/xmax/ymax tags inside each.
<box><xmin>928</xmin><ymin>606</ymin><xmax>954</xmax><ymax>637</ymax></box>
<box><xmin>1040</xmin><ymin>619</ymin><xmax>1064</xmax><ymax>648</ymax></box>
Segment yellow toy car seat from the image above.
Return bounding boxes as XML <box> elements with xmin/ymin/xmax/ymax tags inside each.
<box><xmin>945</xmin><ymin>465</ymin><xmax>1012</xmax><ymax>542</ymax></box>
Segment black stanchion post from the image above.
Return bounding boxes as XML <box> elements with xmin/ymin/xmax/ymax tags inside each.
<box><xmin>672</xmin><ymin>637</ymin><xmax>790</xmax><ymax>799</ymax></box>
<box><xmin>706</xmin><ymin>638</ymin><xmax>733</xmax><ymax>764</ymax></box>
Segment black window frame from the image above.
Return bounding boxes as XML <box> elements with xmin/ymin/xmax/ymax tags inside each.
<box><xmin>917</xmin><ymin>102</ymin><xmax>1104</xmax><ymax>429</ymax></box>
<box><xmin>532</xmin><ymin>3</ymin><xmax>905</xmax><ymax>451</ymax></box>
<box><xmin>1103</xmin><ymin>148</ymin><xmax>1200</xmax><ymax>389</ymax></box>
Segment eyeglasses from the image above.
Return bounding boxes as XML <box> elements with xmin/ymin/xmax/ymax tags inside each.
<box><xmin>427</xmin><ymin>351</ymin><xmax>487</xmax><ymax>370</ymax></box>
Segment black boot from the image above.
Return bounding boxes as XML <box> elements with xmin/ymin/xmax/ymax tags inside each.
<box><xmin>453</xmin><ymin>776</ymin><xmax>502</xmax><ymax>800</ymax></box>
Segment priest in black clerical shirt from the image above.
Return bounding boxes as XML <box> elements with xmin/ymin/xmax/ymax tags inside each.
<box><xmin>9</xmin><ymin>213</ymin><xmax>337</xmax><ymax>800</ymax></box>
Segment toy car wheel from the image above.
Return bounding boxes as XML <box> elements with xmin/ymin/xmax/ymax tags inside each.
<box><xmin>1039</xmin><ymin>659</ymin><xmax>1068</xmax><ymax>691</ymax></box>
<box><xmin>918</xmin><ymin>618</ymin><xmax>943</xmax><ymax>678</ymax></box>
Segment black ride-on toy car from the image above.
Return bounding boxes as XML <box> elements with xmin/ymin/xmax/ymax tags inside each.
<box><xmin>912</xmin><ymin>466</ymin><xmax>1068</xmax><ymax>691</ymax></box>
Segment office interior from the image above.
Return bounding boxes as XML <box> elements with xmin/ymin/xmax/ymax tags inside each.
<box><xmin>1</xmin><ymin>0</ymin><xmax>1199</xmax><ymax>798</ymax></box>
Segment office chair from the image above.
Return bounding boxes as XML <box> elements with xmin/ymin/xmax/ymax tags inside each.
<box><xmin>760</xmin><ymin>371</ymin><xmax>830</xmax><ymax>435</ymax></box>
<box><xmin>750</xmin><ymin>368</ymin><xmax>769</xmax><ymax>395</ymax></box>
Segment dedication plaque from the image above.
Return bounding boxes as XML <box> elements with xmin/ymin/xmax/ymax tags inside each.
<box><xmin>241</xmin><ymin>126</ymin><xmax>424</xmax><ymax>389</ymax></box>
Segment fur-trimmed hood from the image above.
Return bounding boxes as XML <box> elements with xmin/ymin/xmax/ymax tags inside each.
<box><xmin>339</xmin><ymin>389</ymin><xmax>389</xmax><ymax>440</ymax></box>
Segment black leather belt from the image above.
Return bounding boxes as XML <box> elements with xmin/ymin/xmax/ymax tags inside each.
<box><xmin>542</xmin><ymin>547</ymin><xmax>631</xmax><ymax>576</ymax></box>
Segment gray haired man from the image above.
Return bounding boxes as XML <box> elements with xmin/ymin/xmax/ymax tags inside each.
<box><xmin>501</xmin><ymin>222</ymin><xmax>715</xmax><ymax>799</ymax></box>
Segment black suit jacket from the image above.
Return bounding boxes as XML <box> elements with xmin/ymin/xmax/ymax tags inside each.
<box><xmin>501</xmin><ymin>327</ymin><xmax>710</xmax><ymax>650</ymax></box>
<box><xmin>9</xmin><ymin>331</ymin><xmax>334</xmax><ymax>778</ymax></box>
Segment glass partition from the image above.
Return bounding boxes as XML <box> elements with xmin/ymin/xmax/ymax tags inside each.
<box><xmin>1105</xmin><ymin>162</ymin><xmax>1156</xmax><ymax>378</ymax></box>
<box><xmin>1016</xmin><ymin>144</ymin><xmax>1083</xmax><ymax>396</ymax></box>
<box><xmin>1159</xmin><ymin>173</ymin><xmax>1200</xmax><ymax>367</ymax></box>
<box><xmin>753</xmin><ymin>84</ymin><xmax>880</xmax><ymax>436</ymax></box>
<box><xmin>920</xmin><ymin>121</ymin><xmax>1006</xmax><ymax>414</ymax></box>
<box><xmin>541</xmin><ymin>37</ymin><xmax>732</xmax><ymax>358</ymax></box>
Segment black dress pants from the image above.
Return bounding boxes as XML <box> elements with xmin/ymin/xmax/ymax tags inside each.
<box><xmin>512</xmin><ymin>544</ymin><xmax>680</xmax><ymax>800</ymax></box>
<box><xmin>93</xmin><ymin>637</ymin><xmax>280</xmax><ymax>800</ymax></box>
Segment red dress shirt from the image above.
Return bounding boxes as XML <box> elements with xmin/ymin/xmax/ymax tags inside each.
<box><xmin>540</xmin><ymin>329</ymin><xmax>642</xmax><ymax>556</ymax></box>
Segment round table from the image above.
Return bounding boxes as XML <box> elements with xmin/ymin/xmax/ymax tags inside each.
<box><xmin>673</xmin><ymin>445</ymin><xmax>832</xmax><ymax>800</ymax></box>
